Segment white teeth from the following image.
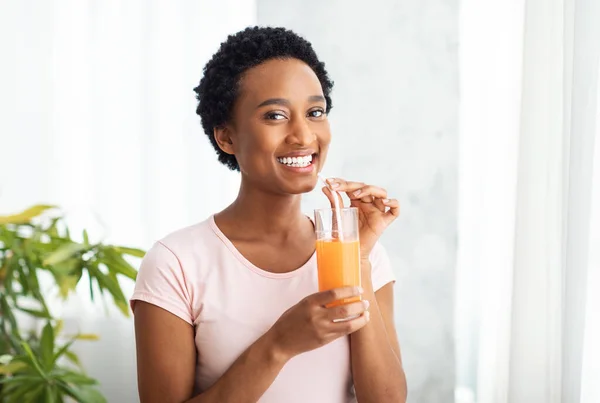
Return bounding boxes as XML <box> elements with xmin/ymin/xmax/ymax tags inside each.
<box><xmin>277</xmin><ymin>154</ymin><xmax>314</xmax><ymax>168</ymax></box>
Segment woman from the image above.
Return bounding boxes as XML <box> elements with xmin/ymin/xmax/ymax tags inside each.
<box><xmin>131</xmin><ymin>26</ymin><xmax>407</xmax><ymax>403</ymax></box>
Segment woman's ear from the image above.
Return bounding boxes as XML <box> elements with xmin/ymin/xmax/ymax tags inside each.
<box><xmin>213</xmin><ymin>126</ymin><xmax>235</xmax><ymax>155</ymax></box>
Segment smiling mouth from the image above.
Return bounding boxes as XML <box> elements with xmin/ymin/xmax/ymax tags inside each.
<box><xmin>276</xmin><ymin>154</ymin><xmax>317</xmax><ymax>168</ymax></box>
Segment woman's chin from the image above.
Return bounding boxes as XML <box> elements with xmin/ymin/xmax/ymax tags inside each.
<box><xmin>277</xmin><ymin>177</ymin><xmax>318</xmax><ymax>195</ymax></box>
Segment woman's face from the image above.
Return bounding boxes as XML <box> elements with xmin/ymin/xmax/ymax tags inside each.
<box><xmin>219</xmin><ymin>58</ymin><xmax>331</xmax><ymax>195</ymax></box>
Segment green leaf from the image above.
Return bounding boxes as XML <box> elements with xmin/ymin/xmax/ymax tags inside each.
<box><xmin>40</xmin><ymin>322</ymin><xmax>55</xmax><ymax>371</ymax></box>
<box><xmin>0</xmin><ymin>205</ymin><xmax>56</xmax><ymax>225</ymax></box>
<box><xmin>58</xmin><ymin>382</ymin><xmax>106</xmax><ymax>403</ymax></box>
<box><xmin>89</xmin><ymin>271</ymin><xmax>95</xmax><ymax>301</ymax></box>
<box><xmin>111</xmin><ymin>246</ymin><xmax>146</xmax><ymax>258</ymax></box>
<box><xmin>0</xmin><ymin>376</ymin><xmax>25</xmax><ymax>389</ymax></box>
<box><xmin>83</xmin><ymin>230</ymin><xmax>90</xmax><ymax>246</ymax></box>
<box><xmin>5</xmin><ymin>381</ymin><xmax>45</xmax><ymax>403</ymax></box>
<box><xmin>50</xmin><ymin>258</ymin><xmax>79</xmax><ymax>275</ymax></box>
<box><xmin>47</xmin><ymin>217</ymin><xmax>61</xmax><ymax>237</ymax></box>
<box><xmin>57</xmin><ymin>382</ymin><xmax>86</xmax><ymax>402</ymax></box>
<box><xmin>43</xmin><ymin>242</ymin><xmax>87</xmax><ymax>266</ymax></box>
<box><xmin>0</xmin><ymin>294</ymin><xmax>21</xmax><ymax>340</ymax></box>
<box><xmin>51</xmin><ymin>339</ymin><xmax>75</xmax><ymax>368</ymax></box>
<box><xmin>43</xmin><ymin>384</ymin><xmax>58</xmax><ymax>403</ymax></box>
<box><xmin>2</xmin><ymin>383</ymin><xmax>22</xmax><ymax>399</ymax></box>
<box><xmin>78</xmin><ymin>385</ymin><xmax>107</xmax><ymax>403</ymax></box>
<box><xmin>31</xmin><ymin>241</ymin><xmax>60</xmax><ymax>254</ymax></box>
<box><xmin>56</xmin><ymin>274</ymin><xmax>79</xmax><ymax>298</ymax></box>
<box><xmin>91</xmin><ymin>269</ymin><xmax>130</xmax><ymax>317</ymax></box>
<box><xmin>31</xmin><ymin>288</ymin><xmax>51</xmax><ymax>320</ymax></box>
<box><xmin>63</xmin><ymin>350</ymin><xmax>83</xmax><ymax>371</ymax></box>
<box><xmin>61</xmin><ymin>333</ymin><xmax>99</xmax><ymax>341</ymax></box>
<box><xmin>58</xmin><ymin>370</ymin><xmax>97</xmax><ymax>386</ymax></box>
<box><xmin>54</xmin><ymin>319</ymin><xmax>64</xmax><ymax>337</ymax></box>
<box><xmin>14</xmin><ymin>264</ymin><xmax>32</xmax><ymax>295</ymax></box>
<box><xmin>20</xmin><ymin>341</ymin><xmax>48</xmax><ymax>378</ymax></box>
<box><xmin>100</xmin><ymin>248</ymin><xmax>138</xmax><ymax>280</ymax></box>
<box><xmin>0</xmin><ymin>361</ymin><xmax>27</xmax><ymax>374</ymax></box>
<box><xmin>1</xmin><ymin>330</ymin><xmax>22</xmax><ymax>353</ymax></box>
<box><xmin>1</xmin><ymin>373</ymin><xmax>43</xmax><ymax>388</ymax></box>
<box><xmin>15</xmin><ymin>305</ymin><xmax>52</xmax><ymax>319</ymax></box>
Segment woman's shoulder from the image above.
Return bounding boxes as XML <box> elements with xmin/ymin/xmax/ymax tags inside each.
<box><xmin>153</xmin><ymin>215</ymin><xmax>218</xmax><ymax>257</ymax></box>
<box><xmin>136</xmin><ymin>216</ymin><xmax>221</xmax><ymax>291</ymax></box>
<box><xmin>132</xmin><ymin>217</ymin><xmax>218</xmax><ymax>324</ymax></box>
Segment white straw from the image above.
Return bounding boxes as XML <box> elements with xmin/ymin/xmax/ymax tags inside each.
<box><xmin>318</xmin><ymin>175</ymin><xmax>344</xmax><ymax>241</ymax></box>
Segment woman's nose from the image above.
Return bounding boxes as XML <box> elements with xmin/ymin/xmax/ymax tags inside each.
<box><xmin>286</xmin><ymin>117</ymin><xmax>315</xmax><ymax>146</ymax></box>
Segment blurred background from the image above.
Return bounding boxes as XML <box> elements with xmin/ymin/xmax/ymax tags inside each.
<box><xmin>1</xmin><ymin>0</ymin><xmax>599</xmax><ymax>402</ymax></box>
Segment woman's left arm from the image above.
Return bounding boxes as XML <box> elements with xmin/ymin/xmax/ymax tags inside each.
<box><xmin>322</xmin><ymin>178</ymin><xmax>407</xmax><ymax>402</ymax></box>
<box><xmin>350</xmin><ymin>261</ymin><xmax>407</xmax><ymax>403</ymax></box>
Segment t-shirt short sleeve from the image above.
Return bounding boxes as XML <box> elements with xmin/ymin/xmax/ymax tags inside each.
<box><xmin>368</xmin><ymin>242</ymin><xmax>396</xmax><ymax>291</ymax></box>
<box><xmin>130</xmin><ymin>241</ymin><xmax>193</xmax><ymax>325</ymax></box>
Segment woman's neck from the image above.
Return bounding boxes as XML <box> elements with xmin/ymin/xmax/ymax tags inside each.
<box><xmin>217</xmin><ymin>179</ymin><xmax>309</xmax><ymax>240</ymax></box>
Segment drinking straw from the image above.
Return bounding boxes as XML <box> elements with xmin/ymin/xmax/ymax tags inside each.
<box><xmin>318</xmin><ymin>175</ymin><xmax>344</xmax><ymax>241</ymax></box>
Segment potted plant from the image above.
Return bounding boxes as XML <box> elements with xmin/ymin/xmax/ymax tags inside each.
<box><xmin>0</xmin><ymin>205</ymin><xmax>143</xmax><ymax>402</ymax></box>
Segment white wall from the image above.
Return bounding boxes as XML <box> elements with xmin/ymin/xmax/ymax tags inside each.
<box><xmin>257</xmin><ymin>1</ymin><xmax>458</xmax><ymax>401</ymax></box>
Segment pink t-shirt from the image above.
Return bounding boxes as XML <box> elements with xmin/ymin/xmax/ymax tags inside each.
<box><xmin>130</xmin><ymin>215</ymin><xmax>395</xmax><ymax>403</ymax></box>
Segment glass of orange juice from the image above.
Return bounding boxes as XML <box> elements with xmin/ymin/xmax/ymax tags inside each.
<box><xmin>314</xmin><ymin>207</ymin><xmax>361</xmax><ymax>307</ymax></box>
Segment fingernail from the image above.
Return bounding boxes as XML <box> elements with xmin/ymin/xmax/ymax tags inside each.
<box><xmin>364</xmin><ymin>311</ymin><xmax>371</xmax><ymax>321</ymax></box>
<box><xmin>363</xmin><ymin>300</ymin><xmax>370</xmax><ymax>310</ymax></box>
<box><xmin>330</xmin><ymin>182</ymin><xmax>340</xmax><ymax>189</ymax></box>
<box><xmin>353</xmin><ymin>189</ymin><xmax>362</xmax><ymax>197</ymax></box>
<box><xmin>356</xmin><ymin>286</ymin><xmax>364</xmax><ymax>294</ymax></box>
<box><xmin>382</xmin><ymin>199</ymin><xmax>390</xmax><ymax>204</ymax></box>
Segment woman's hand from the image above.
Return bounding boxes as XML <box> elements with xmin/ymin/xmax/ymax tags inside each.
<box><xmin>322</xmin><ymin>178</ymin><xmax>400</xmax><ymax>258</ymax></box>
<box><xmin>268</xmin><ymin>286</ymin><xmax>370</xmax><ymax>360</ymax></box>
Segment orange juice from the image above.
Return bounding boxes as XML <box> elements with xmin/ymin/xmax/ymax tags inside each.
<box><xmin>316</xmin><ymin>239</ymin><xmax>361</xmax><ymax>307</ymax></box>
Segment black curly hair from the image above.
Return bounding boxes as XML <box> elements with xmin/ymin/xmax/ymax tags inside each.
<box><xmin>193</xmin><ymin>26</ymin><xmax>334</xmax><ymax>171</ymax></box>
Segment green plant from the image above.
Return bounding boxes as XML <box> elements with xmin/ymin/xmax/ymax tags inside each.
<box><xmin>0</xmin><ymin>205</ymin><xmax>143</xmax><ymax>402</ymax></box>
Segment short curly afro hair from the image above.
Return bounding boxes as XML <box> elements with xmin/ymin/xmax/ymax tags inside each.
<box><xmin>193</xmin><ymin>26</ymin><xmax>334</xmax><ymax>171</ymax></box>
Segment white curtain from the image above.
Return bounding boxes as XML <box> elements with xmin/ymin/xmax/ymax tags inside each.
<box><xmin>579</xmin><ymin>57</ymin><xmax>600</xmax><ymax>403</ymax></box>
<box><xmin>0</xmin><ymin>1</ymin><xmax>255</xmax><ymax>401</ymax></box>
<box><xmin>457</xmin><ymin>0</ymin><xmax>600</xmax><ymax>402</ymax></box>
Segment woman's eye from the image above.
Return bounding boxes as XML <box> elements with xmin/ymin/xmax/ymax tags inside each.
<box><xmin>308</xmin><ymin>109</ymin><xmax>325</xmax><ymax>118</ymax></box>
<box><xmin>266</xmin><ymin>112</ymin><xmax>287</xmax><ymax>120</ymax></box>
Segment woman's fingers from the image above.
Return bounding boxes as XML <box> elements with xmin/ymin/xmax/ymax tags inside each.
<box><xmin>372</xmin><ymin>197</ymin><xmax>387</xmax><ymax>213</ymax></box>
<box><xmin>326</xmin><ymin>300</ymin><xmax>370</xmax><ymax>322</ymax></box>
<box><xmin>326</xmin><ymin>178</ymin><xmax>387</xmax><ymax>204</ymax></box>
<box><xmin>312</xmin><ymin>286</ymin><xmax>363</xmax><ymax>307</ymax></box>
<box><xmin>349</xmin><ymin>185</ymin><xmax>388</xmax><ymax>203</ymax></box>
<box><xmin>329</xmin><ymin>310</ymin><xmax>370</xmax><ymax>334</ymax></box>
<box><xmin>382</xmin><ymin>198</ymin><xmax>401</xmax><ymax>223</ymax></box>
<box><xmin>326</xmin><ymin>178</ymin><xmax>364</xmax><ymax>194</ymax></box>
<box><xmin>324</xmin><ymin>178</ymin><xmax>400</xmax><ymax>220</ymax></box>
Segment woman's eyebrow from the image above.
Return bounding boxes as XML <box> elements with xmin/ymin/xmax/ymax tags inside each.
<box><xmin>256</xmin><ymin>98</ymin><xmax>290</xmax><ymax>108</ymax></box>
<box><xmin>256</xmin><ymin>95</ymin><xmax>325</xmax><ymax>109</ymax></box>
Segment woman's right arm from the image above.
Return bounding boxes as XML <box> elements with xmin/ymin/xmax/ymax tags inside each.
<box><xmin>134</xmin><ymin>286</ymin><xmax>369</xmax><ymax>403</ymax></box>
<box><xmin>134</xmin><ymin>301</ymin><xmax>287</xmax><ymax>403</ymax></box>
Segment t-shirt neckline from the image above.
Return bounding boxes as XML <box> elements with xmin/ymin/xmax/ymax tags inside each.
<box><xmin>208</xmin><ymin>215</ymin><xmax>316</xmax><ymax>279</ymax></box>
